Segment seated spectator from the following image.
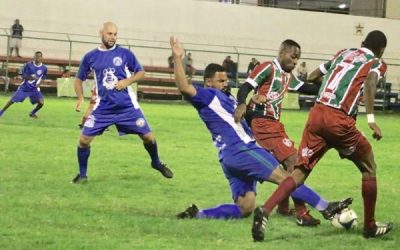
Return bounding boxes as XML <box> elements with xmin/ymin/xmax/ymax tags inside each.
<box><xmin>222</xmin><ymin>55</ymin><xmax>237</xmax><ymax>82</ymax></box>
<box><xmin>168</xmin><ymin>54</ymin><xmax>174</xmax><ymax>69</ymax></box>
<box><xmin>183</xmin><ymin>52</ymin><xmax>196</xmax><ymax>80</ymax></box>
<box><xmin>297</xmin><ymin>61</ymin><xmax>308</xmax><ymax>81</ymax></box>
<box><xmin>247</xmin><ymin>57</ymin><xmax>260</xmax><ymax>75</ymax></box>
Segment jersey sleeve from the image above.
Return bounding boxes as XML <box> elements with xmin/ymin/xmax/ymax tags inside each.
<box><xmin>189</xmin><ymin>86</ymin><xmax>214</xmax><ymax>110</ymax></box>
<box><xmin>245</xmin><ymin>62</ymin><xmax>272</xmax><ymax>88</ymax></box>
<box><xmin>20</xmin><ymin>63</ymin><xmax>30</xmax><ymax>78</ymax></box>
<box><xmin>41</xmin><ymin>66</ymin><xmax>47</xmax><ymax>79</ymax></box>
<box><xmin>126</xmin><ymin>50</ymin><xmax>144</xmax><ymax>73</ymax></box>
<box><xmin>370</xmin><ymin>59</ymin><xmax>387</xmax><ymax>79</ymax></box>
<box><xmin>76</xmin><ymin>54</ymin><xmax>91</xmax><ymax>81</ymax></box>
<box><xmin>319</xmin><ymin>49</ymin><xmax>347</xmax><ymax>74</ymax></box>
<box><xmin>287</xmin><ymin>73</ymin><xmax>304</xmax><ymax>91</ymax></box>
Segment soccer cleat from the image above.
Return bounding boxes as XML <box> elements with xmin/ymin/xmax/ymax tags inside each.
<box><xmin>321</xmin><ymin>197</ymin><xmax>353</xmax><ymax>220</ymax></box>
<box><xmin>363</xmin><ymin>222</ymin><xmax>393</xmax><ymax>238</ymax></box>
<box><xmin>0</xmin><ymin>110</ymin><xmax>3</xmax><ymax>117</ymax></box>
<box><xmin>252</xmin><ymin>206</ymin><xmax>268</xmax><ymax>242</ymax></box>
<box><xmin>276</xmin><ymin>208</ymin><xmax>296</xmax><ymax>216</ymax></box>
<box><xmin>176</xmin><ymin>204</ymin><xmax>199</xmax><ymax>219</ymax></box>
<box><xmin>29</xmin><ymin>113</ymin><xmax>39</xmax><ymax>119</ymax></box>
<box><xmin>71</xmin><ymin>174</ymin><xmax>88</xmax><ymax>184</ymax></box>
<box><xmin>152</xmin><ymin>162</ymin><xmax>173</xmax><ymax>179</ymax></box>
<box><xmin>296</xmin><ymin>210</ymin><xmax>321</xmax><ymax>226</ymax></box>
<box><xmin>78</xmin><ymin>124</ymin><xmax>84</xmax><ymax>129</ymax></box>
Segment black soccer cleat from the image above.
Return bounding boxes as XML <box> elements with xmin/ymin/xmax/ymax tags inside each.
<box><xmin>152</xmin><ymin>162</ymin><xmax>173</xmax><ymax>179</ymax></box>
<box><xmin>363</xmin><ymin>222</ymin><xmax>393</xmax><ymax>238</ymax></box>
<box><xmin>176</xmin><ymin>204</ymin><xmax>199</xmax><ymax>219</ymax></box>
<box><xmin>71</xmin><ymin>174</ymin><xmax>88</xmax><ymax>184</ymax></box>
<box><xmin>321</xmin><ymin>197</ymin><xmax>353</xmax><ymax>220</ymax></box>
<box><xmin>29</xmin><ymin>113</ymin><xmax>39</xmax><ymax>119</ymax></box>
<box><xmin>252</xmin><ymin>207</ymin><xmax>268</xmax><ymax>242</ymax></box>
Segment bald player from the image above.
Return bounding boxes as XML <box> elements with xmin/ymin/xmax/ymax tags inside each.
<box><xmin>72</xmin><ymin>22</ymin><xmax>173</xmax><ymax>183</ymax></box>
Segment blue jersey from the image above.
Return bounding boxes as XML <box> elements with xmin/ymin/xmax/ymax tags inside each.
<box><xmin>77</xmin><ymin>45</ymin><xmax>144</xmax><ymax>114</ymax></box>
<box><xmin>20</xmin><ymin>62</ymin><xmax>47</xmax><ymax>91</ymax></box>
<box><xmin>189</xmin><ymin>86</ymin><xmax>256</xmax><ymax>159</ymax></box>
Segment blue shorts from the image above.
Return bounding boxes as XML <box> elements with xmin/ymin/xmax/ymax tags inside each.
<box><xmin>220</xmin><ymin>144</ymin><xmax>279</xmax><ymax>201</ymax></box>
<box><xmin>11</xmin><ymin>87</ymin><xmax>43</xmax><ymax>104</ymax></box>
<box><xmin>82</xmin><ymin>108</ymin><xmax>152</xmax><ymax>136</ymax></box>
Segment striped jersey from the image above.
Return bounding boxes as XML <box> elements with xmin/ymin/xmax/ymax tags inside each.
<box><xmin>317</xmin><ymin>47</ymin><xmax>386</xmax><ymax>116</ymax></box>
<box><xmin>19</xmin><ymin>61</ymin><xmax>47</xmax><ymax>91</ymax></box>
<box><xmin>246</xmin><ymin>59</ymin><xmax>304</xmax><ymax>120</ymax></box>
<box><xmin>189</xmin><ymin>86</ymin><xmax>256</xmax><ymax>159</ymax></box>
<box><xmin>77</xmin><ymin>45</ymin><xmax>144</xmax><ymax>114</ymax></box>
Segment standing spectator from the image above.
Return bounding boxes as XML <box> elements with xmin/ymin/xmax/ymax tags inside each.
<box><xmin>72</xmin><ymin>21</ymin><xmax>173</xmax><ymax>183</ymax></box>
<box><xmin>247</xmin><ymin>57</ymin><xmax>260</xmax><ymax>75</ymax></box>
<box><xmin>0</xmin><ymin>51</ymin><xmax>47</xmax><ymax>118</ymax></box>
<box><xmin>183</xmin><ymin>52</ymin><xmax>196</xmax><ymax>80</ymax></box>
<box><xmin>297</xmin><ymin>61</ymin><xmax>308</xmax><ymax>81</ymax></box>
<box><xmin>10</xmin><ymin>19</ymin><xmax>24</xmax><ymax>57</ymax></box>
<box><xmin>222</xmin><ymin>55</ymin><xmax>237</xmax><ymax>82</ymax></box>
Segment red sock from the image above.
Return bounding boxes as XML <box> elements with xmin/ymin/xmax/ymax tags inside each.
<box><xmin>277</xmin><ymin>197</ymin><xmax>290</xmax><ymax>213</ymax></box>
<box><xmin>293</xmin><ymin>199</ymin><xmax>307</xmax><ymax>217</ymax></box>
<box><xmin>263</xmin><ymin>177</ymin><xmax>297</xmax><ymax>215</ymax></box>
<box><xmin>362</xmin><ymin>176</ymin><xmax>377</xmax><ymax>230</ymax></box>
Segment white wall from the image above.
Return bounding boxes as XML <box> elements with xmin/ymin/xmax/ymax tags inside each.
<box><xmin>0</xmin><ymin>0</ymin><xmax>399</xmax><ymax>85</ymax></box>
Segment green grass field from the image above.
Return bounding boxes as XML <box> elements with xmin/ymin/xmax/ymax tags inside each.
<box><xmin>0</xmin><ymin>95</ymin><xmax>398</xmax><ymax>250</ymax></box>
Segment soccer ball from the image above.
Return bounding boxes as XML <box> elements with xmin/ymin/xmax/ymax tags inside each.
<box><xmin>331</xmin><ymin>208</ymin><xmax>358</xmax><ymax>230</ymax></box>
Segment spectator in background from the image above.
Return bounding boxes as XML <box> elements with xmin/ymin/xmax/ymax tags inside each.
<box><xmin>10</xmin><ymin>19</ymin><xmax>24</xmax><ymax>57</ymax></box>
<box><xmin>222</xmin><ymin>55</ymin><xmax>237</xmax><ymax>82</ymax></box>
<box><xmin>183</xmin><ymin>52</ymin><xmax>196</xmax><ymax>80</ymax></box>
<box><xmin>168</xmin><ymin>53</ymin><xmax>174</xmax><ymax>69</ymax></box>
<box><xmin>247</xmin><ymin>57</ymin><xmax>260</xmax><ymax>75</ymax></box>
<box><xmin>297</xmin><ymin>61</ymin><xmax>308</xmax><ymax>81</ymax></box>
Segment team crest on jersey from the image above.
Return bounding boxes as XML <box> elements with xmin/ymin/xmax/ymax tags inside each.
<box><xmin>136</xmin><ymin>118</ymin><xmax>146</xmax><ymax>127</ymax></box>
<box><xmin>113</xmin><ymin>57</ymin><xmax>123</xmax><ymax>66</ymax></box>
<box><xmin>282</xmin><ymin>138</ymin><xmax>292</xmax><ymax>147</ymax></box>
<box><xmin>102</xmin><ymin>68</ymin><xmax>118</xmax><ymax>90</ymax></box>
<box><xmin>267</xmin><ymin>92</ymin><xmax>279</xmax><ymax>102</ymax></box>
<box><xmin>36</xmin><ymin>70</ymin><xmax>42</xmax><ymax>75</ymax></box>
<box><xmin>301</xmin><ymin>147</ymin><xmax>313</xmax><ymax>158</ymax></box>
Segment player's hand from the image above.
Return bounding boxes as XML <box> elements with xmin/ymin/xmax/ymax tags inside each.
<box><xmin>368</xmin><ymin>122</ymin><xmax>382</xmax><ymax>141</ymax></box>
<box><xmin>234</xmin><ymin>103</ymin><xmax>247</xmax><ymax>123</ymax></box>
<box><xmin>251</xmin><ymin>95</ymin><xmax>269</xmax><ymax>104</ymax></box>
<box><xmin>170</xmin><ymin>36</ymin><xmax>184</xmax><ymax>58</ymax></box>
<box><xmin>115</xmin><ymin>79</ymin><xmax>130</xmax><ymax>90</ymax></box>
<box><xmin>75</xmin><ymin>97</ymin><xmax>84</xmax><ymax>112</ymax></box>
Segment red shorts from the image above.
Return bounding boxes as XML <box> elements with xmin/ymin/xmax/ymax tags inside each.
<box><xmin>297</xmin><ymin>103</ymin><xmax>372</xmax><ymax>170</ymax></box>
<box><xmin>251</xmin><ymin>117</ymin><xmax>296</xmax><ymax>162</ymax></box>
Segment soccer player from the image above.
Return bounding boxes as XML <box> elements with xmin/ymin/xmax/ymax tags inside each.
<box><xmin>72</xmin><ymin>22</ymin><xmax>173</xmax><ymax>183</ymax></box>
<box><xmin>234</xmin><ymin>40</ymin><xmax>322</xmax><ymax>226</ymax></box>
<box><xmin>0</xmin><ymin>51</ymin><xmax>47</xmax><ymax>118</ymax></box>
<box><xmin>170</xmin><ymin>36</ymin><xmax>350</xmax><ymax>222</ymax></box>
<box><xmin>251</xmin><ymin>30</ymin><xmax>393</xmax><ymax>241</ymax></box>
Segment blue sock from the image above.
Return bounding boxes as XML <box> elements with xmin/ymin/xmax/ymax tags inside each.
<box><xmin>143</xmin><ymin>141</ymin><xmax>161</xmax><ymax>167</ymax></box>
<box><xmin>291</xmin><ymin>184</ymin><xmax>329</xmax><ymax>211</ymax></box>
<box><xmin>77</xmin><ymin>147</ymin><xmax>90</xmax><ymax>177</ymax></box>
<box><xmin>197</xmin><ymin>204</ymin><xmax>242</xmax><ymax>219</ymax></box>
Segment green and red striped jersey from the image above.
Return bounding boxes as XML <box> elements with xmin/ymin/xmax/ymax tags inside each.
<box><xmin>246</xmin><ymin>59</ymin><xmax>303</xmax><ymax>120</ymax></box>
<box><xmin>317</xmin><ymin>48</ymin><xmax>386</xmax><ymax>116</ymax></box>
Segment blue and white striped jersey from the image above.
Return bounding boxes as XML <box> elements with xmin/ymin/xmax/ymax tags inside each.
<box><xmin>19</xmin><ymin>62</ymin><xmax>47</xmax><ymax>91</ymax></box>
<box><xmin>77</xmin><ymin>45</ymin><xmax>144</xmax><ymax>114</ymax></box>
<box><xmin>189</xmin><ymin>86</ymin><xmax>256</xmax><ymax>159</ymax></box>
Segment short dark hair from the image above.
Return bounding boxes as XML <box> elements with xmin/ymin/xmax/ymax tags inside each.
<box><xmin>204</xmin><ymin>63</ymin><xmax>225</xmax><ymax>81</ymax></box>
<box><xmin>280</xmin><ymin>39</ymin><xmax>301</xmax><ymax>50</ymax></box>
<box><xmin>34</xmin><ymin>51</ymin><xmax>42</xmax><ymax>56</ymax></box>
<box><xmin>363</xmin><ymin>30</ymin><xmax>387</xmax><ymax>54</ymax></box>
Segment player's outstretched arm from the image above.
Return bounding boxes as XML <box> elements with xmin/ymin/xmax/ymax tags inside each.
<box><xmin>74</xmin><ymin>78</ymin><xmax>84</xmax><ymax>112</ymax></box>
<box><xmin>364</xmin><ymin>71</ymin><xmax>382</xmax><ymax>140</ymax></box>
<box><xmin>170</xmin><ymin>36</ymin><xmax>196</xmax><ymax>97</ymax></box>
